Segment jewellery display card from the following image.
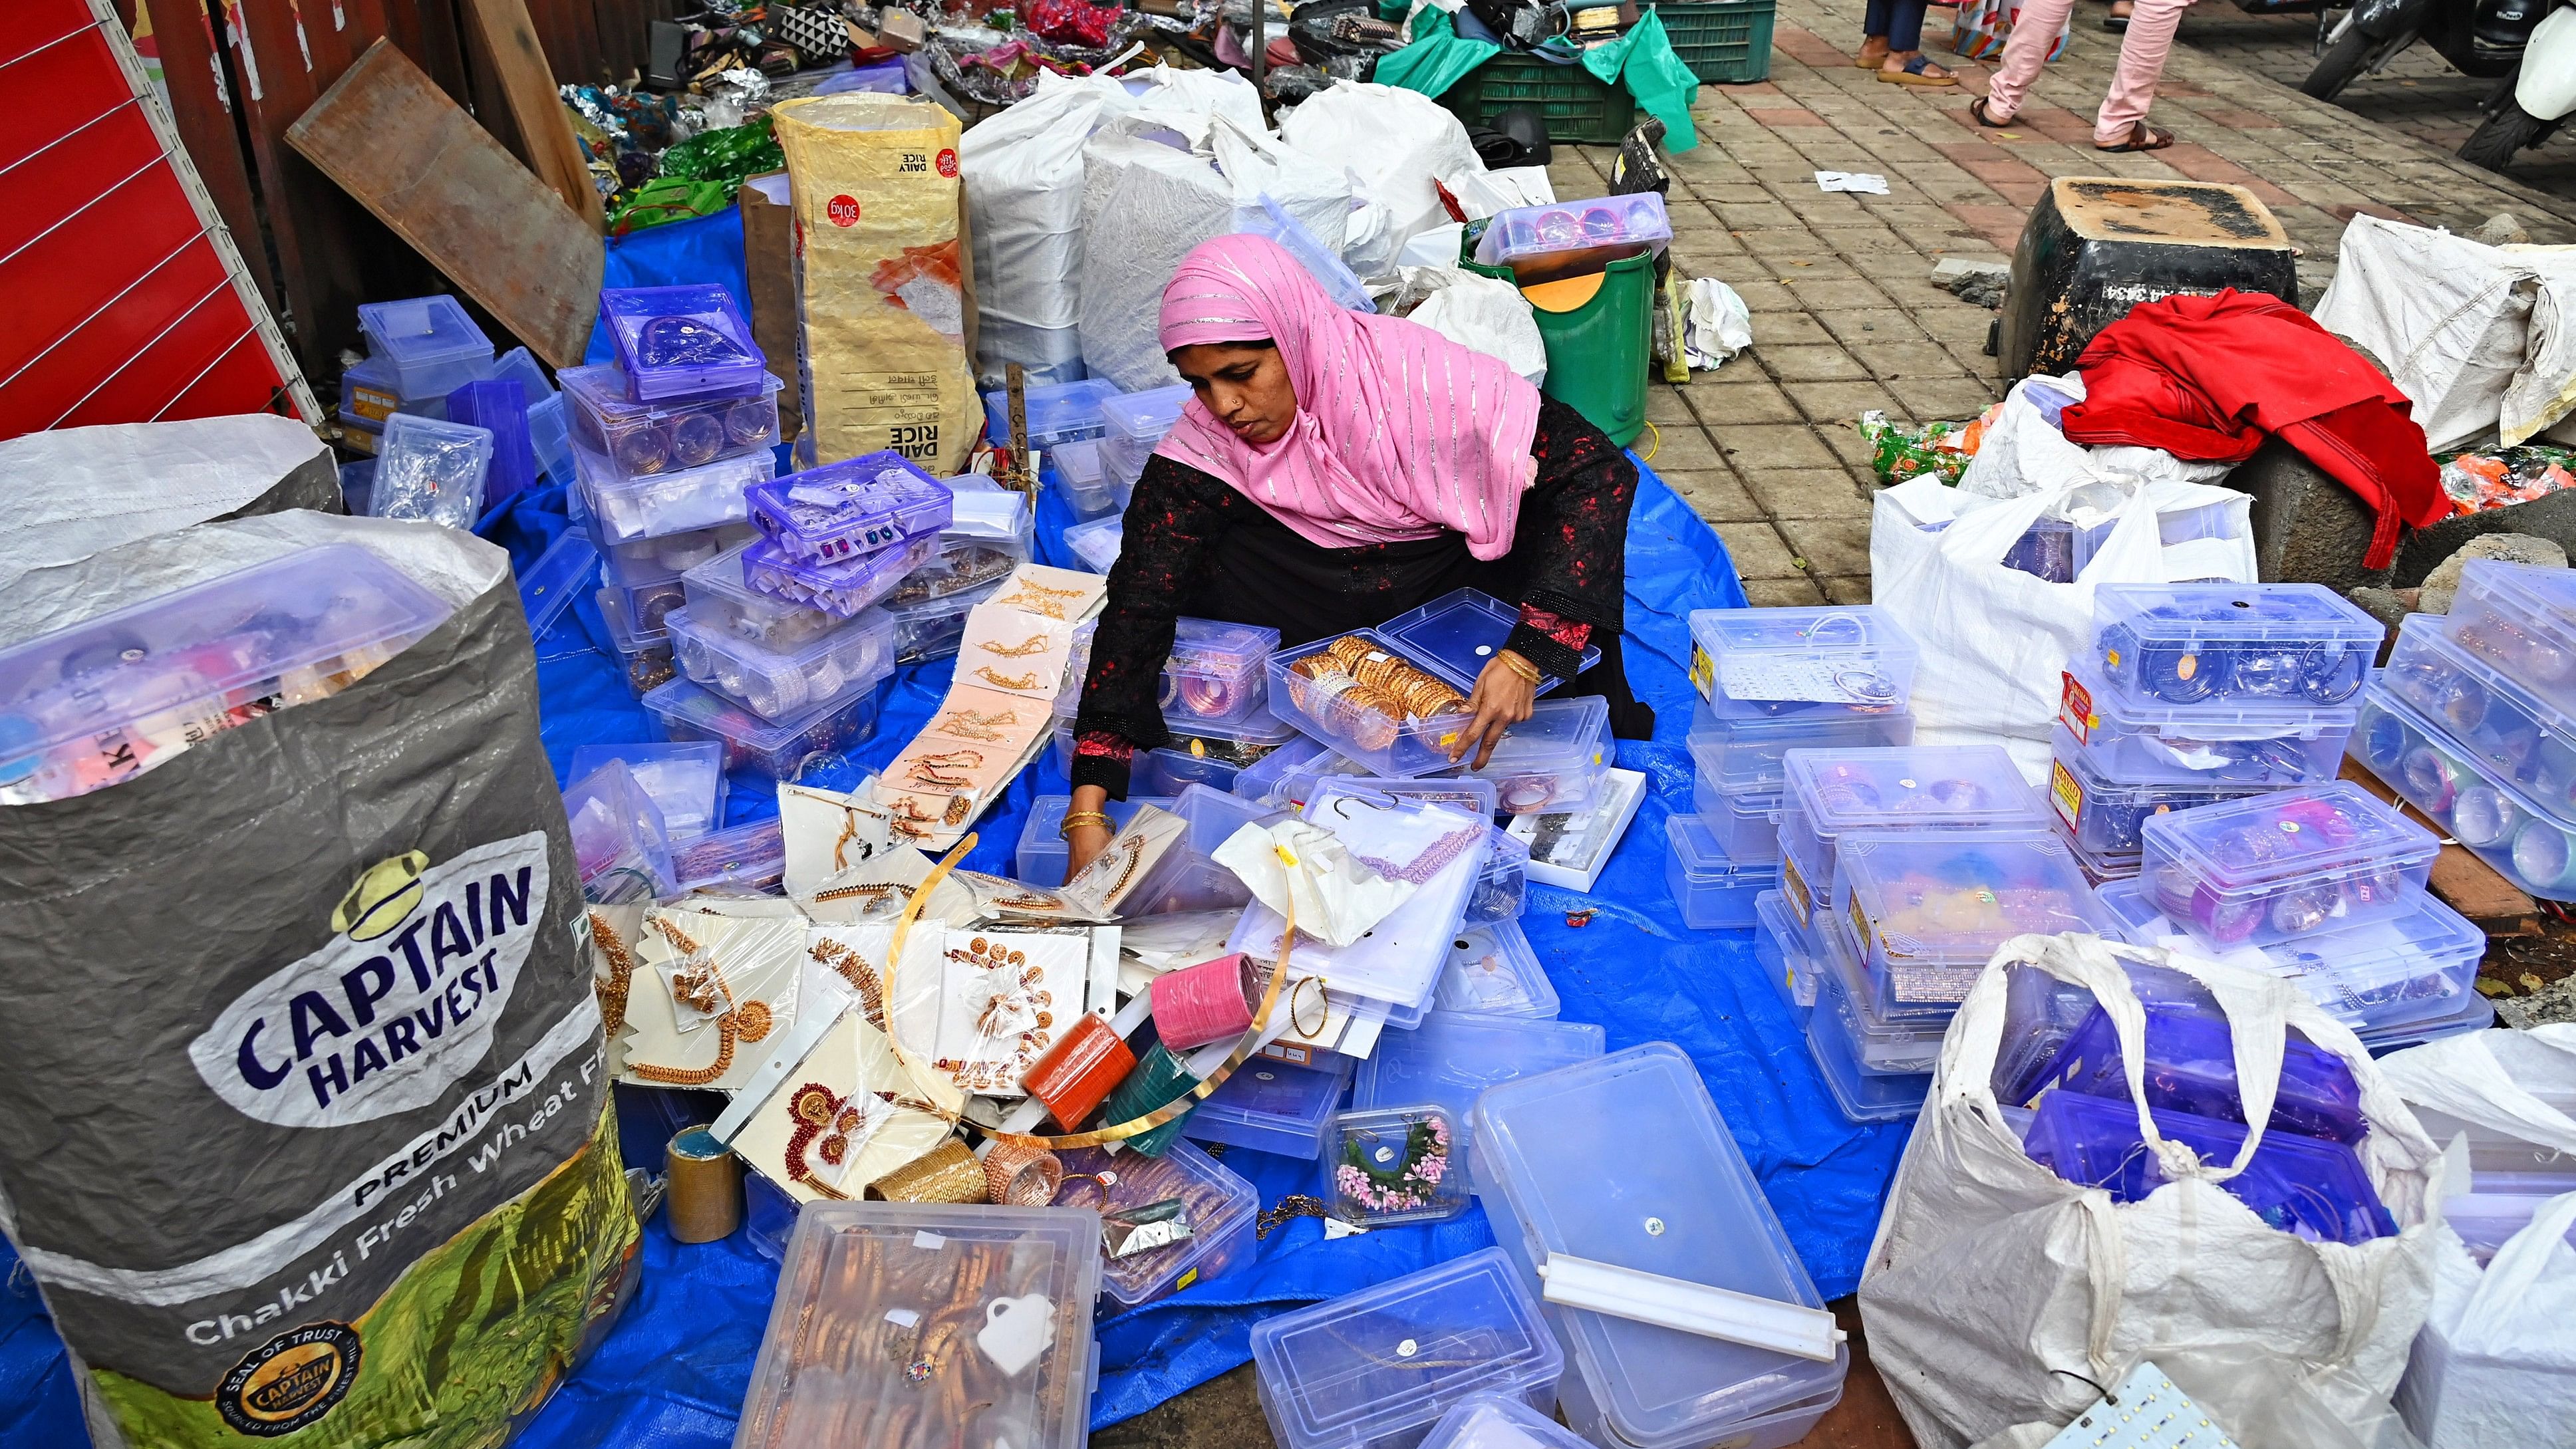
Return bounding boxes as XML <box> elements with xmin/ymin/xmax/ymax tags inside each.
<box><xmin>952</xmin><ymin>871</ymin><xmax>1111</xmax><ymax>926</ymax></box>
<box><xmin>1226</xmin><ymin>799</ymin><xmax>1493</xmax><ymax>1010</ymax></box>
<box><xmin>985</xmin><ymin>563</ymin><xmax>1109</xmax><ymax>624</ymax></box>
<box><xmin>890</xmin><ymin>926</ymin><xmax>1119</xmax><ymax>1097</ymax></box>
<box><xmin>619</xmin><ymin>908</ymin><xmax>806</xmax><ymax>1091</ymax></box>
<box><xmin>925</xmin><ymin>686</ymin><xmax>1051</xmax><ymax>751</ymax></box>
<box><xmin>1060</xmin><ymin>805</ymin><xmax>1189</xmax><ymax>918</ymax></box>
<box><xmin>779</xmin><ymin>781</ymin><xmax>895</xmax><ymax>900</ymax></box>
<box><xmin>956</xmin><ymin>604</ymin><xmax>1078</xmax><ymax>702</ymax></box>
<box><xmin>802</xmin><ymin>845</ymin><xmax>978</xmax><ymax>928</ymax></box>
<box><xmin>730</xmin><ymin>1008</ymin><xmax>954</xmax><ymax>1204</ymax></box>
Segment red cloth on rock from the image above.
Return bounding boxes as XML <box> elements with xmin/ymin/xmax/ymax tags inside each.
<box><xmin>2059</xmin><ymin>289</ymin><xmax>2446</xmax><ymax>569</ymax></box>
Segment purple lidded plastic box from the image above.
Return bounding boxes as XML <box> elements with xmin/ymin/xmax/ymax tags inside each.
<box><xmin>2023</xmin><ymin>1088</ymin><xmax>2396</xmax><ymax>1244</ymax></box>
<box><xmin>746</xmin><ymin>452</ymin><xmax>955</xmax><ymax>565</ymax></box>
<box><xmin>2140</xmin><ymin>781</ymin><xmax>2439</xmax><ymax>949</ymax></box>
<box><xmin>2009</xmin><ymin>995</ymin><xmax>2366</xmax><ymax>1143</ymax></box>
<box><xmin>742</xmin><ymin>533</ymin><xmax>938</xmax><ymax>618</ymax></box>
<box><xmin>599</xmin><ymin>284</ymin><xmax>768</xmax><ymax>402</ymax></box>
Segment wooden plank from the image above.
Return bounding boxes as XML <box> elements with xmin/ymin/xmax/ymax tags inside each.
<box><xmin>285</xmin><ymin>37</ymin><xmax>599</xmax><ymax>367</ymax></box>
<box><xmin>2340</xmin><ymin>755</ymin><xmax>2541</xmax><ymax>935</ymax></box>
<box><xmin>462</xmin><ymin>0</ymin><xmax>602</xmax><ymax>231</ymax></box>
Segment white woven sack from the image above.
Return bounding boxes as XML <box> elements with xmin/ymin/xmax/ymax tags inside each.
<box><xmin>1859</xmin><ymin>931</ymin><xmax>2443</xmax><ymax>1449</ymax></box>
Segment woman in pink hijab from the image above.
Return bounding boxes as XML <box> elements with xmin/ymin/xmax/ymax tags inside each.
<box><xmin>1063</xmin><ymin>234</ymin><xmax>1646</xmax><ymax>876</ymax></box>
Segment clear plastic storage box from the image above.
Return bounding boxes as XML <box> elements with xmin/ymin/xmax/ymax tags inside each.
<box><xmin>1434</xmin><ymin>920</ymin><xmax>1559</xmax><ymax>1019</ymax></box>
<box><xmin>2057</xmin><ymin>664</ymin><xmax>2357</xmax><ymax>787</ymax></box>
<box><xmin>1471</xmin><ymin>1043</ymin><xmax>1848</xmax><ymax>1449</ymax></box>
<box><xmin>641</xmin><ymin>676</ymin><xmax>883</xmax><ymax>779</ymax></box>
<box><xmin>885</xmin><ymin>576</ymin><xmax>1002</xmax><ymax>664</ymax></box>
<box><xmin>1805</xmin><ymin>923</ymin><xmax>1934</xmax><ymax>1122</ymax></box>
<box><xmin>1835</xmin><ymin>829</ymin><xmax>2110</xmax><ymax>1007</ymax></box>
<box><xmin>576</xmin><ymin>438</ymin><xmax>776</xmax><ymax>544</ymax></box>
<box><xmin>1014</xmin><ymin>795</ymin><xmax>1177</xmax><ymax>886</ymax></box>
<box><xmin>2351</xmin><ymin>682</ymin><xmax>2576</xmax><ymax>901</ymax></box>
<box><xmin>1379</xmin><ymin>588</ymin><xmax>1598</xmax><ymax>695</ymax></box>
<box><xmin>1754</xmin><ymin>890</ymin><xmax>1816</xmax><ymax>1013</ymax></box>
<box><xmin>983</xmin><ymin>376</ymin><xmax>1120</xmax><ymax>450</ymax></box>
<box><xmin>1689</xmin><ymin>606</ymin><xmax>1920</xmax><ymax>708</ymax></box>
<box><xmin>681</xmin><ymin>544</ymin><xmax>851</xmax><ymax>654</ymax></box>
<box><xmin>515</xmin><ymin>528</ymin><xmax>597</xmax><ymax>639</ymax></box>
<box><xmin>733</xmin><ymin>1202</ymin><xmax>1099</xmax><ymax>1449</ymax></box>
<box><xmin>747</xmin><ymin>453</ymin><xmax>954</xmax><ymax>565</ymax></box>
<box><xmin>1056</xmin><ymin>1138</ymin><xmax>1256</xmax><ymax>1307</ymax></box>
<box><xmin>559</xmin><ymin>363</ymin><xmax>781</xmax><ymax>481</ymax></box>
<box><xmin>1163</xmin><ymin>617</ymin><xmax>1281</xmax><ymax>728</ymax></box>
<box><xmin>1816</xmin><ymin>930</ymin><xmax>1951</xmax><ymax>1075</ymax></box>
<box><xmin>1062</xmin><ymin>514</ymin><xmax>1122</xmax><ymax>574</ymax></box>
<box><xmin>1474</xmin><ymin>192</ymin><xmax>1672</xmax><ymax>267</ymax></box>
<box><xmin>357</xmin><ymin>294</ymin><xmax>492</xmax><ymax>400</ymax></box>
<box><xmin>670</xmin><ymin>816</ymin><xmax>785</xmax><ymax>896</ymax></box>
<box><xmin>562</xmin><ymin>758</ymin><xmax>674</xmax><ymax>902</ymax></box>
<box><xmin>591</xmin><ymin>518</ymin><xmax>754</xmax><ymax>588</ymax></box>
<box><xmin>1183</xmin><ymin>1057</ymin><xmax>1350</xmax><ymax>1160</ymax></box>
<box><xmin>598</xmin><ymin>283</ymin><xmax>767</xmax><ymax>402</ymax></box>
<box><xmin>1666</xmin><ymin>815</ymin><xmax>1775</xmax><ymax>930</ymax></box>
<box><xmin>1691</xmin><ymin>782</ymin><xmax>1782</xmax><ymax>864</ymax></box>
<box><xmin>666</xmin><ymin>604</ymin><xmax>895</xmax><ymax>722</ymax></box>
<box><xmin>2382</xmin><ymin>612</ymin><xmax>2576</xmax><ymax>828</ymax></box>
<box><xmin>2089</xmin><ymin>582</ymin><xmax>2381</xmax><ymax>710</ymax></box>
<box><xmin>1467</xmin><ymin>696</ymin><xmax>1610</xmax><ymax>814</ymax></box>
<box><xmin>1248</xmin><ymin>1249</ymin><xmax>1563</xmax><ymax>1449</ymax></box>
<box><xmin>1325</xmin><ymin>1105</ymin><xmax>1472</xmax><ymax>1226</ymax></box>
<box><xmin>886</xmin><ymin>490</ymin><xmax>1032</xmax><ymax>606</ymax></box>
<box><xmin>603</xmin><ymin>576</ymin><xmax>686</xmax><ymax>639</ymax></box>
<box><xmin>1353</xmin><ymin>1013</ymin><xmax>1607</xmax><ymax>1194</ymax></box>
<box><xmin>0</xmin><ymin>545</ymin><xmax>452</xmax><ymax>805</ymax></box>
<box><xmin>1135</xmin><ymin>708</ymin><xmax>1302</xmax><ymax>796</ymax></box>
<box><xmin>596</xmin><ymin>587</ymin><xmax>676</xmax><ymax>698</ymax></box>
<box><xmin>1419</xmin><ymin>1394</ymin><xmax>1596</xmax><ymax>1449</ymax></box>
<box><xmin>1689</xmin><ymin>694</ymin><xmax>1917</xmax><ymax>795</ymax></box>
<box><xmin>1049</xmin><ymin>439</ymin><xmax>1117</xmax><ymax>519</ymax></box>
<box><xmin>2046</xmin><ymin>732</ymin><xmax>2265</xmax><ymax>872</ymax></box>
<box><xmin>567</xmin><ymin>740</ymin><xmax>726</xmax><ymax>840</ymax></box>
<box><xmin>742</xmin><ymin>533</ymin><xmax>936</xmax><ymax>619</ymax></box>
<box><xmin>2138</xmin><ymin>781</ymin><xmax>2438</xmax><ymax>948</ymax></box>
<box><xmin>1266</xmin><ymin>630</ymin><xmax>1479</xmax><ymax>777</ymax></box>
<box><xmin>1775</xmin><ymin>745</ymin><xmax>2047</xmax><ymax>918</ymax></box>
<box><xmin>1098</xmin><ymin>384</ymin><xmax>1191</xmax><ymax>491</ymax></box>
<box><xmin>2432</xmin><ymin>557</ymin><xmax>2576</xmax><ymax>712</ymax></box>
<box><xmin>1470</xmin><ymin>827</ymin><xmax>1530</xmax><ymax>924</ymax></box>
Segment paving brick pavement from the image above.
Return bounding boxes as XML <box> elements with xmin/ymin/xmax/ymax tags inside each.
<box><xmin>1546</xmin><ymin>0</ymin><xmax>2576</xmax><ymax>608</ymax></box>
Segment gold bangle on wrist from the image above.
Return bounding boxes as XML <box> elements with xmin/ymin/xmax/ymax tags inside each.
<box><xmin>1058</xmin><ymin>811</ymin><xmax>1113</xmax><ymax>839</ymax></box>
<box><xmin>1497</xmin><ymin>649</ymin><xmax>1542</xmax><ymax>684</ymax></box>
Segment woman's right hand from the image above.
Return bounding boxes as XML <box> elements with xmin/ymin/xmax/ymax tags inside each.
<box><xmin>1063</xmin><ymin>783</ymin><xmax>1116</xmax><ymax>879</ymax></box>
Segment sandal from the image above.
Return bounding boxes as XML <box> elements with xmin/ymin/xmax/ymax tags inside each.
<box><xmin>1877</xmin><ymin>55</ymin><xmax>1959</xmax><ymax>86</ymax></box>
<box><xmin>2104</xmin><ymin>1</ymin><xmax>2132</xmax><ymax>28</ymax></box>
<box><xmin>1967</xmin><ymin>96</ymin><xmax>2013</xmax><ymax>128</ymax></box>
<box><xmin>1854</xmin><ymin>45</ymin><xmax>1889</xmax><ymax>68</ymax></box>
<box><xmin>2096</xmin><ymin>122</ymin><xmax>2175</xmax><ymax>152</ymax></box>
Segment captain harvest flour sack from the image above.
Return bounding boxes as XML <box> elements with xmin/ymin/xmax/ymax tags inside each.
<box><xmin>773</xmin><ymin>91</ymin><xmax>983</xmax><ymax>475</ymax></box>
<box><xmin>0</xmin><ymin>511</ymin><xmax>635</xmax><ymax>1447</ymax></box>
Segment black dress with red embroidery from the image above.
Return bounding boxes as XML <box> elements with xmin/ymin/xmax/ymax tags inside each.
<box><xmin>1071</xmin><ymin>396</ymin><xmax>1641</xmax><ymax>799</ymax></box>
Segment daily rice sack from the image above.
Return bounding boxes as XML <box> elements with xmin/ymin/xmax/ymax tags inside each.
<box><xmin>774</xmin><ymin>92</ymin><xmax>983</xmax><ymax>474</ymax></box>
<box><xmin>0</xmin><ymin>510</ymin><xmax>636</xmax><ymax>1447</ymax></box>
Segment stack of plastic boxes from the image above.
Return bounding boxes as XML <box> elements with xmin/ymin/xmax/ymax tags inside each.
<box><xmin>2051</xmin><ymin>583</ymin><xmax>2380</xmax><ymax>882</ymax></box>
<box><xmin>641</xmin><ymin>452</ymin><xmax>948</xmax><ymax>778</ymax></box>
<box><xmin>2357</xmin><ymin>561</ymin><xmax>2576</xmax><ymax>904</ymax></box>
<box><xmin>1808</xmin><ymin>829</ymin><xmax>2112</xmax><ymax>1122</ymax></box>
<box><xmin>1764</xmin><ymin>745</ymin><xmax>2049</xmax><ymax>1022</ymax></box>
<box><xmin>341</xmin><ymin>295</ymin><xmax>494</xmax><ymax>452</ymax></box>
<box><xmin>1673</xmin><ymin>607</ymin><xmax>1921</xmax><ymax>930</ymax></box>
<box><xmin>1473</xmin><ymin>1044</ymin><xmax>1849</xmax><ymax>1449</ymax></box>
<box><xmin>879</xmin><ymin>479</ymin><xmax>1034</xmax><ymax>664</ymax></box>
<box><xmin>1048</xmin><ymin>616</ymin><xmax>1292</xmax><ymax>793</ymax></box>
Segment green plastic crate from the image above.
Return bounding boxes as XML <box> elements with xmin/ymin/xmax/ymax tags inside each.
<box><xmin>1439</xmin><ymin>53</ymin><xmax>1638</xmax><ymax>147</ymax></box>
<box><xmin>1643</xmin><ymin>0</ymin><xmax>1777</xmax><ymax>84</ymax></box>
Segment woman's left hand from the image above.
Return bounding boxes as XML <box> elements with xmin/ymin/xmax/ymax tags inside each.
<box><xmin>1450</xmin><ymin>652</ymin><xmax>1538</xmax><ymax>768</ymax></box>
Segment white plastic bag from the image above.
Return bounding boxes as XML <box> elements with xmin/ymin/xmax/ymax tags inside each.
<box><xmin>1860</xmin><ymin>932</ymin><xmax>2442</xmax><ymax>1449</ymax></box>
<box><xmin>958</xmin><ymin>72</ymin><xmax>1136</xmax><ymax>384</ymax></box>
<box><xmin>1409</xmin><ymin>271</ymin><xmax>1546</xmax><ymax>384</ymax></box>
<box><xmin>2312</xmin><ymin>214</ymin><xmax>2576</xmax><ymax>450</ymax></box>
<box><xmin>1682</xmin><ymin>277</ymin><xmax>1751</xmax><ymax>370</ymax></box>
<box><xmin>1869</xmin><ymin>472</ymin><xmax>2256</xmax><ymax>779</ymax></box>
<box><xmin>2379</xmin><ymin>1025</ymin><xmax>2576</xmax><ymax>1448</ymax></box>
<box><xmin>1277</xmin><ymin>80</ymin><xmax>1483</xmax><ymax>252</ymax></box>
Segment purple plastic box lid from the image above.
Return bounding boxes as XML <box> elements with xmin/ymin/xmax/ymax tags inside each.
<box><xmin>746</xmin><ymin>453</ymin><xmax>955</xmax><ymax>563</ymax></box>
<box><xmin>741</xmin><ymin>533</ymin><xmax>935</xmax><ymax>619</ymax></box>
<box><xmin>444</xmin><ymin>377</ymin><xmax>535</xmax><ymax>509</ymax></box>
<box><xmin>2025</xmin><ymin>1087</ymin><xmax>2396</xmax><ymax>1244</ymax></box>
<box><xmin>599</xmin><ymin>283</ymin><xmax>767</xmax><ymax>401</ymax></box>
<box><xmin>2011</xmin><ymin>995</ymin><xmax>2366</xmax><ymax>1144</ymax></box>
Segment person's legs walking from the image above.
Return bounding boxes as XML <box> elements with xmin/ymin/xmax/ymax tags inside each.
<box><xmin>2092</xmin><ymin>0</ymin><xmax>2190</xmax><ymax>146</ymax></box>
<box><xmin>1977</xmin><ymin>0</ymin><xmax>2078</xmax><ymax>120</ymax></box>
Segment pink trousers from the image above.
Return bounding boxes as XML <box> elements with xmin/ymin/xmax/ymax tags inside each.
<box><xmin>1983</xmin><ymin>0</ymin><xmax>2191</xmax><ymax>146</ymax></box>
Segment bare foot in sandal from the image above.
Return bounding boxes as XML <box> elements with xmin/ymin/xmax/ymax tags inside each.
<box><xmin>1855</xmin><ymin>37</ymin><xmax>1891</xmax><ymax>67</ymax></box>
<box><xmin>1878</xmin><ymin>52</ymin><xmax>1959</xmax><ymax>86</ymax></box>
<box><xmin>2096</xmin><ymin>121</ymin><xmax>2174</xmax><ymax>152</ymax></box>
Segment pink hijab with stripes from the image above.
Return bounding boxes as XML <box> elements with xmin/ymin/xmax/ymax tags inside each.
<box><xmin>1153</xmin><ymin>234</ymin><xmax>1544</xmax><ymax>561</ymax></box>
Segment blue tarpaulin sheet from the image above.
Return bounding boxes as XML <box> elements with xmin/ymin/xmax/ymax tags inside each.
<box><xmin>0</xmin><ymin>456</ymin><xmax>1908</xmax><ymax>1447</ymax></box>
<box><xmin>0</xmin><ymin>207</ymin><xmax>1910</xmax><ymax>1442</ymax></box>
